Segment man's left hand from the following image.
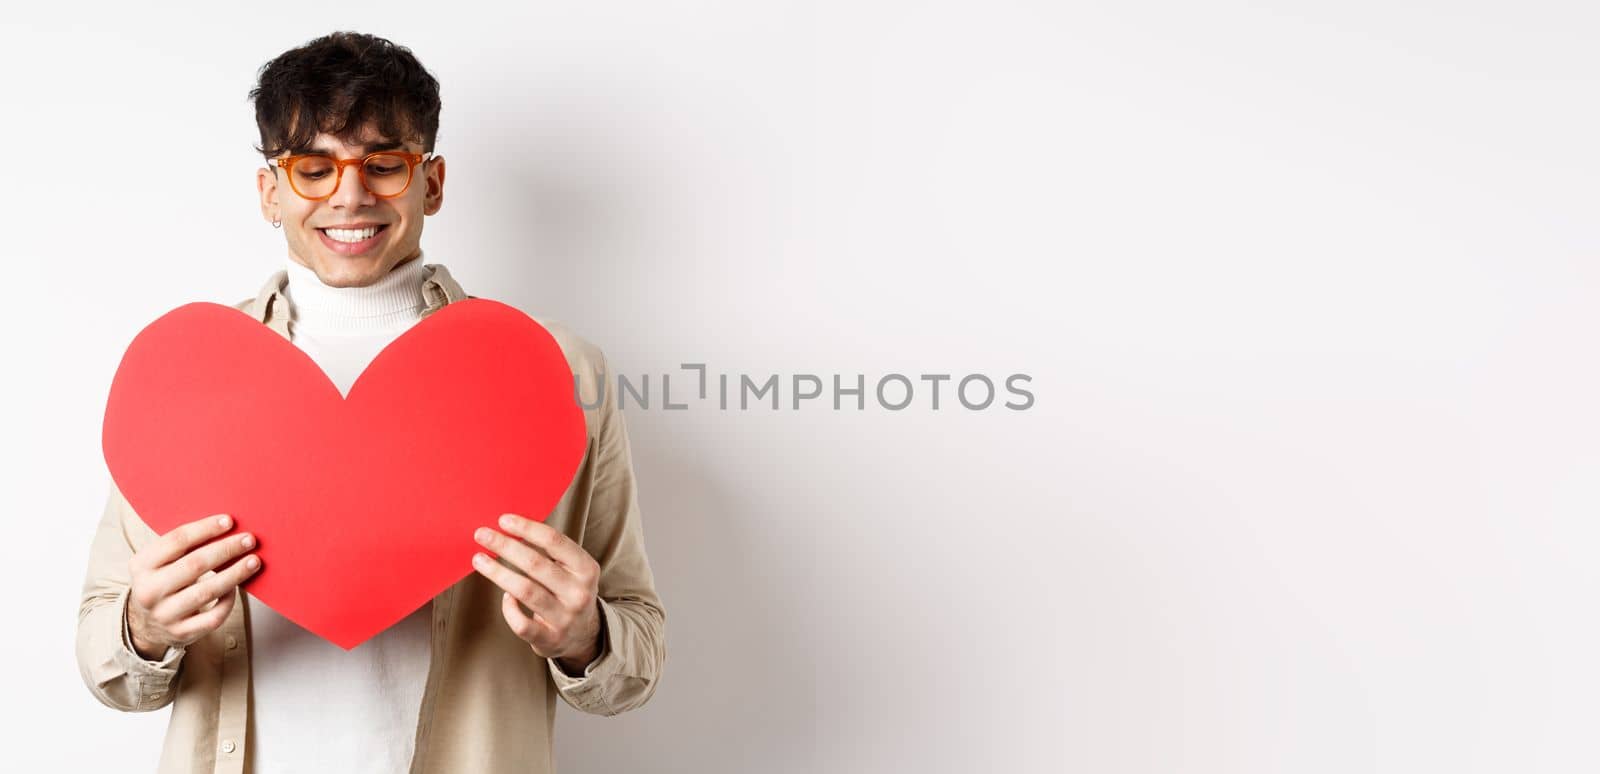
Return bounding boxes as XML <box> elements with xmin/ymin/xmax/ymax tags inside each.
<box><xmin>471</xmin><ymin>513</ymin><xmax>603</xmax><ymax>674</ymax></box>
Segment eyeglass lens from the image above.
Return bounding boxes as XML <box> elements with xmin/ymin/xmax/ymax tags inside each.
<box><xmin>289</xmin><ymin>154</ymin><xmax>414</xmax><ymax>199</ymax></box>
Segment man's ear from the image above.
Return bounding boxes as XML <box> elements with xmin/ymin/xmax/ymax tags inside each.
<box><xmin>257</xmin><ymin>166</ymin><xmax>280</xmax><ymax>224</ymax></box>
<box><xmin>423</xmin><ymin>156</ymin><xmax>445</xmax><ymax>216</ymax></box>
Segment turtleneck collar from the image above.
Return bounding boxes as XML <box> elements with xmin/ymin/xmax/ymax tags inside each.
<box><xmin>282</xmin><ymin>254</ymin><xmax>429</xmax><ymax>334</ymax></box>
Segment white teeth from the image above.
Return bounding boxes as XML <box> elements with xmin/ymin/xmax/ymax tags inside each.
<box><xmin>323</xmin><ymin>226</ymin><xmax>380</xmax><ymax>243</ymax></box>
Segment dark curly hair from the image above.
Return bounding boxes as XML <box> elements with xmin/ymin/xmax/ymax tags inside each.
<box><xmin>249</xmin><ymin>31</ymin><xmax>441</xmax><ymax>159</ymax></box>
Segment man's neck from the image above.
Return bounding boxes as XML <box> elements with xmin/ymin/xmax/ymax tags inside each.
<box><xmin>282</xmin><ymin>255</ymin><xmax>429</xmax><ymax>334</ymax></box>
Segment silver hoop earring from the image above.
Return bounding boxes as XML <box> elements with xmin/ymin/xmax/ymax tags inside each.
<box><xmin>271</xmin><ymin>218</ymin><xmax>282</xmax><ymax>229</ymax></box>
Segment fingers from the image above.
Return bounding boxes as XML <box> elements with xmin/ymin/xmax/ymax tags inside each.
<box><xmin>148</xmin><ymin>530</ymin><xmax>257</xmax><ymax>601</ymax></box>
<box><xmin>501</xmin><ymin>589</ymin><xmax>555</xmax><ymax>649</ymax></box>
<box><xmin>473</xmin><ymin>527</ymin><xmax>570</xmax><ymax>603</ymax></box>
<box><xmin>171</xmin><ymin>585</ymin><xmax>237</xmax><ymax>643</ymax></box>
<box><xmin>492</xmin><ymin>514</ymin><xmax>590</xmax><ymax>574</ymax></box>
<box><xmin>155</xmin><ymin>552</ymin><xmax>262</xmax><ymax>623</ymax></box>
<box><xmin>139</xmin><ymin>514</ymin><xmax>236</xmax><ymax>572</ymax></box>
<box><xmin>127</xmin><ymin>514</ymin><xmax>262</xmax><ymax>653</ymax></box>
<box><xmin>472</xmin><ymin>550</ymin><xmax>562</xmax><ymax>623</ymax></box>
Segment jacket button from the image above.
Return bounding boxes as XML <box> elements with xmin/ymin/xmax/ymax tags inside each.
<box><xmin>225</xmin><ymin>635</ymin><xmax>238</xmax><ymax>650</ymax></box>
<box><xmin>220</xmin><ymin>740</ymin><xmax>237</xmax><ymax>754</ymax></box>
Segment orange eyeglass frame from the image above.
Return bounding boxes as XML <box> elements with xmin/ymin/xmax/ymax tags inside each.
<box><xmin>273</xmin><ymin>151</ymin><xmax>433</xmax><ymax>201</ymax></box>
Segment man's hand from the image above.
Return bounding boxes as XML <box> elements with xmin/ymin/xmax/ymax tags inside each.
<box><xmin>126</xmin><ymin>514</ymin><xmax>261</xmax><ymax>661</ymax></box>
<box><xmin>471</xmin><ymin>513</ymin><xmax>603</xmax><ymax>673</ymax></box>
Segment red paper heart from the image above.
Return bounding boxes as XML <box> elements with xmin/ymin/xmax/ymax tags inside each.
<box><xmin>101</xmin><ymin>299</ymin><xmax>587</xmax><ymax>649</ymax></box>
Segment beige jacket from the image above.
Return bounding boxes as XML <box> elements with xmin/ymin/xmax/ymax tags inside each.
<box><xmin>75</xmin><ymin>263</ymin><xmax>666</xmax><ymax>773</ymax></box>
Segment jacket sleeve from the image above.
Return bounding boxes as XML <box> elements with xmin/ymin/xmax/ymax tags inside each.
<box><xmin>76</xmin><ymin>480</ymin><xmax>187</xmax><ymax>712</ymax></box>
<box><xmin>547</xmin><ymin>348</ymin><xmax>667</xmax><ymax>716</ymax></box>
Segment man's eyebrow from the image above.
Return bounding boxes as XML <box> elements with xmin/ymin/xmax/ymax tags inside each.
<box><xmin>289</xmin><ymin>139</ymin><xmax>406</xmax><ymax>156</ymax></box>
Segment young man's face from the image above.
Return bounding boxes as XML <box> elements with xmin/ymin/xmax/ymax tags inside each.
<box><xmin>256</xmin><ymin>125</ymin><xmax>445</xmax><ymax>287</ymax></box>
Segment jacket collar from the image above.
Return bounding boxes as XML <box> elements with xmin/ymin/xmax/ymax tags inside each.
<box><xmin>246</xmin><ymin>261</ymin><xmax>469</xmax><ymax>338</ymax></box>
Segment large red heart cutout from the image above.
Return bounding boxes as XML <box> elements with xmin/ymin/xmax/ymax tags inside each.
<box><xmin>101</xmin><ymin>299</ymin><xmax>587</xmax><ymax>649</ymax></box>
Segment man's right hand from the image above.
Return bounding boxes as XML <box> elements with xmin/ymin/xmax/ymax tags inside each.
<box><xmin>126</xmin><ymin>514</ymin><xmax>261</xmax><ymax>661</ymax></box>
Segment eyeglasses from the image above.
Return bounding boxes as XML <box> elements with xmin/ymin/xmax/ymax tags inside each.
<box><xmin>273</xmin><ymin>151</ymin><xmax>432</xmax><ymax>201</ymax></box>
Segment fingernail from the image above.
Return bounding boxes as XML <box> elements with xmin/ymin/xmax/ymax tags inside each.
<box><xmin>475</xmin><ymin>528</ymin><xmax>493</xmax><ymax>543</ymax></box>
<box><xmin>245</xmin><ymin>556</ymin><xmax>260</xmax><ymax>570</ymax></box>
<box><xmin>473</xmin><ymin>553</ymin><xmax>488</xmax><ymax>566</ymax></box>
<box><xmin>218</xmin><ymin>515</ymin><xmax>232</xmax><ymax>529</ymax></box>
<box><xmin>241</xmin><ymin>534</ymin><xmax>254</xmax><ymax>549</ymax></box>
<box><xmin>499</xmin><ymin>514</ymin><xmax>516</xmax><ymax>529</ymax></box>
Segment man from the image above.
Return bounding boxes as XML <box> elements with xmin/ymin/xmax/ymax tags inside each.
<box><xmin>75</xmin><ymin>31</ymin><xmax>666</xmax><ymax>774</ymax></box>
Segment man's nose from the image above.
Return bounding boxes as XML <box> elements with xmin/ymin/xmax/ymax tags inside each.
<box><xmin>329</xmin><ymin>163</ymin><xmax>376</xmax><ymax>208</ymax></box>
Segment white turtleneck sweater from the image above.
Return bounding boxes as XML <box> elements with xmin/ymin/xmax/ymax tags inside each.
<box><xmin>246</xmin><ymin>254</ymin><xmax>435</xmax><ymax>774</ymax></box>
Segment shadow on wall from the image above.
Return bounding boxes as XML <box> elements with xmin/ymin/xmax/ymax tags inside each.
<box><xmin>471</xmin><ymin>104</ymin><xmax>669</xmax><ymax>335</ymax></box>
<box><xmin>562</xmin><ymin>446</ymin><xmax>818</xmax><ymax>774</ymax></box>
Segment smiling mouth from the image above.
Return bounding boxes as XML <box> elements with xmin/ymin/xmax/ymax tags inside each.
<box><xmin>317</xmin><ymin>224</ymin><xmax>390</xmax><ymax>255</ymax></box>
<box><xmin>320</xmin><ymin>225</ymin><xmax>388</xmax><ymax>243</ymax></box>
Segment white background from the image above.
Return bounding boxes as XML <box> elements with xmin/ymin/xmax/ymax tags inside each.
<box><xmin>1</xmin><ymin>1</ymin><xmax>1597</xmax><ymax>772</ymax></box>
